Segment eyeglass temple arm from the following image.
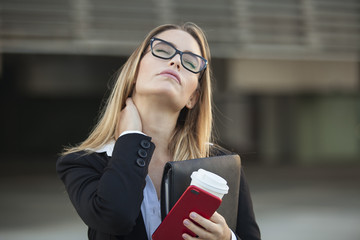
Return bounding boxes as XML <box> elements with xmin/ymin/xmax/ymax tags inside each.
<box><xmin>198</xmin><ymin>68</ymin><xmax>206</xmax><ymax>82</ymax></box>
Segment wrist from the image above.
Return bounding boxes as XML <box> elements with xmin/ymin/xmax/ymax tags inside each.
<box><xmin>229</xmin><ymin>228</ymin><xmax>236</xmax><ymax>240</ymax></box>
<box><xmin>119</xmin><ymin>130</ymin><xmax>146</xmax><ymax>138</ymax></box>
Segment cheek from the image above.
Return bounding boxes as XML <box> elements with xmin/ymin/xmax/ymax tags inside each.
<box><xmin>185</xmin><ymin>75</ymin><xmax>199</xmax><ymax>94</ymax></box>
<box><xmin>136</xmin><ymin>58</ymin><xmax>152</xmax><ymax>82</ymax></box>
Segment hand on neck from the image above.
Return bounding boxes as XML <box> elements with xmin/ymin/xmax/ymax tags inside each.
<box><xmin>132</xmin><ymin>94</ymin><xmax>180</xmax><ymax>154</ymax></box>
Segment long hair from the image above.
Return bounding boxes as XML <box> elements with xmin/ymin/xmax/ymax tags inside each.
<box><xmin>62</xmin><ymin>22</ymin><xmax>214</xmax><ymax>161</ymax></box>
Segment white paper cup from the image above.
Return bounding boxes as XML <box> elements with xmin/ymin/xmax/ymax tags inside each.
<box><xmin>190</xmin><ymin>169</ymin><xmax>229</xmax><ymax>199</ymax></box>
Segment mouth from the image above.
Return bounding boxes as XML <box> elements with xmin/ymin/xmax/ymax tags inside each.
<box><xmin>159</xmin><ymin>70</ymin><xmax>181</xmax><ymax>85</ymax></box>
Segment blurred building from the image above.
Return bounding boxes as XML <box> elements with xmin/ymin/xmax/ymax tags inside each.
<box><xmin>0</xmin><ymin>0</ymin><xmax>359</xmax><ymax>164</ymax></box>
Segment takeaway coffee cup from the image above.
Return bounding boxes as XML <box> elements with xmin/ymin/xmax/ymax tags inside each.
<box><xmin>190</xmin><ymin>169</ymin><xmax>229</xmax><ymax>199</ymax></box>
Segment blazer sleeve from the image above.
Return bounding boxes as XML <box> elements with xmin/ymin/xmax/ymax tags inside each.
<box><xmin>56</xmin><ymin>133</ymin><xmax>155</xmax><ymax>235</ymax></box>
<box><xmin>235</xmin><ymin>169</ymin><xmax>261</xmax><ymax>240</ymax></box>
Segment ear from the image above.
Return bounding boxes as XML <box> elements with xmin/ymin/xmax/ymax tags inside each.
<box><xmin>186</xmin><ymin>90</ymin><xmax>200</xmax><ymax>109</ymax></box>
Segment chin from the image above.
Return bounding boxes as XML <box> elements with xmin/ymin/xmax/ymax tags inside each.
<box><xmin>136</xmin><ymin>84</ymin><xmax>185</xmax><ymax>108</ymax></box>
<box><xmin>155</xmin><ymin>92</ymin><xmax>185</xmax><ymax>111</ymax></box>
<box><xmin>151</xmin><ymin>83</ymin><xmax>179</xmax><ymax>96</ymax></box>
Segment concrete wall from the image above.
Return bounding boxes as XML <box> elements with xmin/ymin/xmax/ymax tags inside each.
<box><xmin>228</xmin><ymin>59</ymin><xmax>359</xmax><ymax>94</ymax></box>
<box><xmin>213</xmin><ymin>59</ymin><xmax>360</xmax><ymax>164</ymax></box>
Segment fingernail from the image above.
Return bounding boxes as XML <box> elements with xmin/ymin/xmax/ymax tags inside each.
<box><xmin>183</xmin><ymin>219</ymin><xmax>190</xmax><ymax>226</ymax></box>
<box><xmin>182</xmin><ymin>233</ymin><xmax>187</xmax><ymax>239</ymax></box>
<box><xmin>190</xmin><ymin>212</ymin><xmax>197</xmax><ymax>219</ymax></box>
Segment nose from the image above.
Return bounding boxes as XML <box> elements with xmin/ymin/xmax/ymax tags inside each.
<box><xmin>169</xmin><ymin>53</ymin><xmax>181</xmax><ymax>71</ymax></box>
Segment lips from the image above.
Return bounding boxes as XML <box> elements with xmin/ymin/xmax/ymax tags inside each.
<box><xmin>159</xmin><ymin>70</ymin><xmax>181</xmax><ymax>85</ymax></box>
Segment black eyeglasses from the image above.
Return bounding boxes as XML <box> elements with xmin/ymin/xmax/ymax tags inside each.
<box><xmin>150</xmin><ymin>37</ymin><xmax>208</xmax><ymax>74</ymax></box>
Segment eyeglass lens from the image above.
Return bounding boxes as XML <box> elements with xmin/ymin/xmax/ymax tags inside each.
<box><xmin>151</xmin><ymin>38</ymin><xmax>206</xmax><ymax>73</ymax></box>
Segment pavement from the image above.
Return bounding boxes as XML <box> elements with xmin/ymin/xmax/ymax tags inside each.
<box><xmin>1</xmin><ymin>156</ymin><xmax>359</xmax><ymax>240</ymax></box>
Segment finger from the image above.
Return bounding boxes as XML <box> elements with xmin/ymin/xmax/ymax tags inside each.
<box><xmin>189</xmin><ymin>212</ymin><xmax>216</xmax><ymax>232</ymax></box>
<box><xmin>181</xmin><ymin>233</ymin><xmax>197</xmax><ymax>240</ymax></box>
<box><xmin>210</xmin><ymin>212</ymin><xmax>232</xmax><ymax>240</ymax></box>
<box><xmin>183</xmin><ymin>218</ymin><xmax>210</xmax><ymax>239</ymax></box>
<box><xmin>126</xmin><ymin>98</ymin><xmax>139</xmax><ymax>113</ymax></box>
<box><xmin>210</xmin><ymin>211</ymin><xmax>223</xmax><ymax>223</ymax></box>
<box><xmin>118</xmin><ymin>98</ymin><xmax>142</xmax><ymax>133</ymax></box>
<box><xmin>125</xmin><ymin>97</ymin><xmax>133</xmax><ymax>106</ymax></box>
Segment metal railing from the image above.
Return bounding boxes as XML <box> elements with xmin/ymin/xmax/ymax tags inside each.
<box><xmin>0</xmin><ymin>0</ymin><xmax>359</xmax><ymax>60</ymax></box>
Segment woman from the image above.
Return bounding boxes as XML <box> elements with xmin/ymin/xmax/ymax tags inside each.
<box><xmin>56</xmin><ymin>22</ymin><xmax>261</xmax><ymax>240</ymax></box>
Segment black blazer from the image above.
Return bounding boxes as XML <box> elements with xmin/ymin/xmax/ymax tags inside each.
<box><xmin>56</xmin><ymin>133</ymin><xmax>261</xmax><ymax>240</ymax></box>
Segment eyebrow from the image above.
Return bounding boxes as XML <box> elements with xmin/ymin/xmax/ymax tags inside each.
<box><xmin>157</xmin><ymin>38</ymin><xmax>197</xmax><ymax>54</ymax></box>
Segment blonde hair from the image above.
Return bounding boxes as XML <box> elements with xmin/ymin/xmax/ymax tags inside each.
<box><xmin>62</xmin><ymin>22</ymin><xmax>214</xmax><ymax>161</ymax></box>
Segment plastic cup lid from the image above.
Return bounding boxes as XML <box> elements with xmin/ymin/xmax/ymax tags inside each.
<box><xmin>191</xmin><ymin>169</ymin><xmax>229</xmax><ymax>194</ymax></box>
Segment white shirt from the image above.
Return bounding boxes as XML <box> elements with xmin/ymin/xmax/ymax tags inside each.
<box><xmin>141</xmin><ymin>176</ymin><xmax>162</xmax><ymax>239</ymax></box>
<box><xmin>95</xmin><ymin>132</ymin><xmax>235</xmax><ymax>240</ymax></box>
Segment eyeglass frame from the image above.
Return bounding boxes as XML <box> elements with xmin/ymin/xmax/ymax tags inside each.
<box><xmin>149</xmin><ymin>37</ymin><xmax>208</xmax><ymax>75</ymax></box>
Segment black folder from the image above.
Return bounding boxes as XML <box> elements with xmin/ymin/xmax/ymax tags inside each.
<box><xmin>160</xmin><ymin>154</ymin><xmax>241</xmax><ymax>231</ymax></box>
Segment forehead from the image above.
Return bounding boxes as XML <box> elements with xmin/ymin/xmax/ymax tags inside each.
<box><xmin>155</xmin><ymin>29</ymin><xmax>202</xmax><ymax>56</ymax></box>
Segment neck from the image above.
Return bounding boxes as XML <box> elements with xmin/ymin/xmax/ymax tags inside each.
<box><xmin>133</xmin><ymin>95</ymin><xmax>179</xmax><ymax>155</ymax></box>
